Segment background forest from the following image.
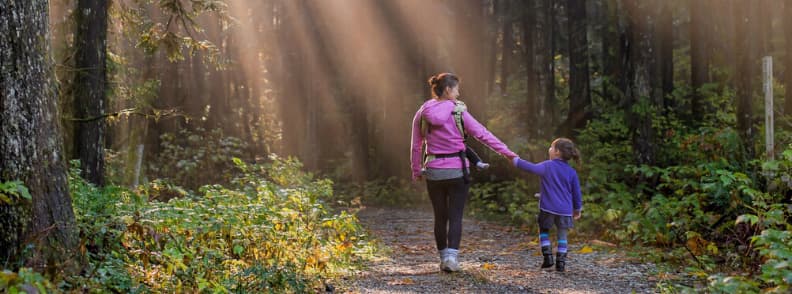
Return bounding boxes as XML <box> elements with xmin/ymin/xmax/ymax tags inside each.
<box><xmin>1</xmin><ymin>0</ymin><xmax>792</xmax><ymax>292</ymax></box>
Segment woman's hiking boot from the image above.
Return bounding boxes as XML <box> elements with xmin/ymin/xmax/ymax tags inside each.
<box><xmin>541</xmin><ymin>246</ymin><xmax>554</xmax><ymax>268</ymax></box>
<box><xmin>441</xmin><ymin>249</ymin><xmax>461</xmax><ymax>272</ymax></box>
<box><xmin>438</xmin><ymin>249</ymin><xmax>448</xmax><ymax>271</ymax></box>
<box><xmin>555</xmin><ymin>252</ymin><xmax>567</xmax><ymax>272</ymax></box>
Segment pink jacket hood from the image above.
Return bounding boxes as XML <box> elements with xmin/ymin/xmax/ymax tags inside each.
<box><xmin>410</xmin><ymin>98</ymin><xmax>517</xmax><ymax>180</ymax></box>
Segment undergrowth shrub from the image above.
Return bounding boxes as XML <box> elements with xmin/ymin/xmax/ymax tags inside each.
<box><xmin>55</xmin><ymin>155</ymin><xmax>375</xmax><ymax>293</ymax></box>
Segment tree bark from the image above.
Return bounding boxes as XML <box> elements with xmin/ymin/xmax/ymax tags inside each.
<box><xmin>537</xmin><ymin>0</ymin><xmax>557</xmax><ymax>134</ymax></box>
<box><xmin>624</xmin><ymin>0</ymin><xmax>658</xmax><ymax>165</ymax></box>
<box><xmin>1</xmin><ymin>0</ymin><xmax>78</xmax><ymax>270</ymax></box>
<box><xmin>656</xmin><ymin>1</ymin><xmax>673</xmax><ymax>109</ymax></box>
<box><xmin>734</xmin><ymin>0</ymin><xmax>754</xmax><ymax>158</ymax></box>
<box><xmin>563</xmin><ymin>0</ymin><xmax>590</xmax><ymax>136</ymax></box>
<box><xmin>690</xmin><ymin>0</ymin><xmax>711</xmax><ymax>117</ymax></box>
<box><xmin>522</xmin><ymin>1</ymin><xmax>538</xmax><ymax>136</ymax></box>
<box><xmin>500</xmin><ymin>0</ymin><xmax>513</xmax><ymax>95</ymax></box>
<box><xmin>786</xmin><ymin>0</ymin><xmax>792</xmax><ymax>116</ymax></box>
<box><xmin>73</xmin><ymin>0</ymin><xmax>109</xmax><ymax>186</ymax></box>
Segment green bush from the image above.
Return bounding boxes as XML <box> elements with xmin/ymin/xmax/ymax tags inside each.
<box><xmin>150</xmin><ymin>128</ymin><xmax>249</xmax><ymax>190</ymax></box>
<box><xmin>64</xmin><ymin>156</ymin><xmax>374</xmax><ymax>293</ymax></box>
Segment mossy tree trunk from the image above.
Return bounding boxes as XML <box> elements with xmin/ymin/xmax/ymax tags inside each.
<box><xmin>0</xmin><ymin>0</ymin><xmax>78</xmax><ymax>271</ymax></box>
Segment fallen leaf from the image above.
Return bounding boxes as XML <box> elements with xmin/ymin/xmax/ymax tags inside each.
<box><xmin>388</xmin><ymin>278</ymin><xmax>415</xmax><ymax>285</ymax></box>
<box><xmin>481</xmin><ymin>263</ymin><xmax>496</xmax><ymax>270</ymax></box>
<box><xmin>578</xmin><ymin>245</ymin><xmax>594</xmax><ymax>254</ymax></box>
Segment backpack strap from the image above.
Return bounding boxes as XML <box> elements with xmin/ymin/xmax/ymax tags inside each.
<box><xmin>422</xmin><ymin>100</ymin><xmax>469</xmax><ymax>167</ymax></box>
<box><xmin>452</xmin><ymin>100</ymin><xmax>468</xmax><ymax>142</ymax></box>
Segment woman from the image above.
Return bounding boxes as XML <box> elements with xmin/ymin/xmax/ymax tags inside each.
<box><xmin>410</xmin><ymin>73</ymin><xmax>517</xmax><ymax>272</ymax></box>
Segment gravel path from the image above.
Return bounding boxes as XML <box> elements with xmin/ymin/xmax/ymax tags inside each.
<box><xmin>343</xmin><ymin>206</ymin><xmax>659</xmax><ymax>294</ymax></box>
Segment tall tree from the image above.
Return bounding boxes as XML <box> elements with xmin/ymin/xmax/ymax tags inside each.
<box><xmin>656</xmin><ymin>1</ymin><xmax>673</xmax><ymax>109</ymax></box>
<box><xmin>73</xmin><ymin>0</ymin><xmax>109</xmax><ymax>186</ymax></box>
<box><xmin>538</xmin><ymin>0</ymin><xmax>558</xmax><ymax>132</ymax></box>
<box><xmin>734</xmin><ymin>0</ymin><xmax>754</xmax><ymax>157</ymax></box>
<box><xmin>624</xmin><ymin>0</ymin><xmax>659</xmax><ymax>165</ymax></box>
<box><xmin>786</xmin><ymin>0</ymin><xmax>792</xmax><ymax>116</ymax></box>
<box><xmin>563</xmin><ymin>0</ymin><xmax>591</xmax><ymax>136</ymax></box>
<box><xmin>1</xmin><ymin>0</ymin><xmax>78</xmax><ymax>269</ymax></box>
<box><xmin>690</xmin><ymin>0</ymin><xmax>711</xmax><ymax>117</ymax></box>
<box><xmin>500</xmin><ymin>0</ymin><xmax>514</xmax><ymax>95</ymax></box>
<box><xmin>522</xmin><ymin>0</ymin><xmax>538</xmax><ymax>136</ymax></box>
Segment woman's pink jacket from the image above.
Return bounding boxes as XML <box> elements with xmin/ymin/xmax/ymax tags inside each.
<box><xmin>410</xmin><ymin>98</ymin><xmax>517</xmax><ymax>180</ymax></box>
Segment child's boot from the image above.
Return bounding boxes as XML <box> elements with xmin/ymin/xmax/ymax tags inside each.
<box><xmin>540</xmin><ymin>246</ymin><xmax>554</xmax><ymax>268</ymax></box>
<box><xmin>555</xmin><ymin>252</ymin><xmax>567</xmax><ymax>272</ymax></box>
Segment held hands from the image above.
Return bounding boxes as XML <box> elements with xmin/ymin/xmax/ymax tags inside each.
<box><xmin>573</xmin><ymin>210</ymin><xmax>582</xmax><ymax>220</ymax></box>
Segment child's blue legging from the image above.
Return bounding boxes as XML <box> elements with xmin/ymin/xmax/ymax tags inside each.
<box><xmin>540</xmin><ymin>228</ymin><xmax>568</xmax><ymax>253</ymax></box>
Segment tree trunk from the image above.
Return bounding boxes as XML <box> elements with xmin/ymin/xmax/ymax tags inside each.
<box><xmin>522</xmin><ymin>1</ymin><xmax>538</xmax><ymax>136</ymax></box>
<box><xmin>734</xmin><ymin>0</ymin><xmax>754</xmax><ymax>158</ymax></box>
<box><xmin>543</xmin><ymin>0</ymin><xmax>558</xmax><ymax>132</ymax></box>
<box><xmin>624</xmin><ymin>0</ymin><xmax>658</xmax><ymax>165</ymax></box>
<box><xmin>563</xmin><ymin>0</ymin><xmax>590</xmax><ymax>137</ymax></box>
<box><xmin>786</xmin><ymin>0</ymin><xmax>792</xmax><ymax>116</ymax></box>
<box><xmin>500</xmin><ymin>0</ymin><xmax>513</xmax><ymax>95</ymax></box>
<box><xmin>690</xmin><ymin>0</ymin><xmax>711</xmax><ymax>117</ymax></box>
<box><xmin>73</xmin><ymin>0</ymin><xmax>109</xmax><ymax>186</ymax></box>
<box><xmin>656</xmin><ymin>1</ymin><xmax>673</xmax><ymax>109</ymax></box>
<box><xmin>1</xmin><ymin>0</ymin><xmax>78</xmax><ymax>270</ymax></box>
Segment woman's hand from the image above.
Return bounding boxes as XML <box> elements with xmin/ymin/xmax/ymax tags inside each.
<box><xmin>573</xmin><ymin>210</ymin><xmax>581</xmax><ymax>220</ymax></box>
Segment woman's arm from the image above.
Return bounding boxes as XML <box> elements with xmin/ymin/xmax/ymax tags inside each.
<box><xmin>410</xmin><ymin>108</ymin><xmax>425</xmax><ymax>180</ymax></box>
<box><xmin>462</xmin><ymin>111</ymin><xmax>517</xmax><ymax>159</ymax></box>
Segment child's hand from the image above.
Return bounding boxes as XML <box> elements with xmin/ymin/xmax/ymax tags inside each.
<box><xmin>573</xmin><ymin>210</ymin><xmax>581</xmax><ymax>220</ymax></box>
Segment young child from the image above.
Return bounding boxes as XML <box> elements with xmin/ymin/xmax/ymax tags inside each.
<box><xmin>512</xmin><ymin>138</ymin><xmax>582</xmax><ymax>272</ymax></box>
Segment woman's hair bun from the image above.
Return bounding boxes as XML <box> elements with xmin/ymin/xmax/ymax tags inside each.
<box><xmin>428</xmin><ymin>75</ymin><xmax>438</xmax><ymax>86</ymax></box>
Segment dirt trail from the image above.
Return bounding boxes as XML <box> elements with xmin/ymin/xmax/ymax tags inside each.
<box><xmin>344</xmin><ymin>206</ymin><xmax>658</xmax><ymax>293</ymax></box>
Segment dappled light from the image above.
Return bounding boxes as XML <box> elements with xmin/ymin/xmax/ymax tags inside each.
<box><xmin>2</xmin><ymin>0</ymin><xmax>792</xmax><ymax>293</ymax></box>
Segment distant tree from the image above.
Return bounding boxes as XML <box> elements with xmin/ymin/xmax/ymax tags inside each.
<box><xmin>786</xmin><ymin>0</ymin><xmax>792</xmax><ymax>116</ymax></box>
<box><xmin>624</xmin><ymin>0</ymin><xmax>659</xmax><ymax>165</ymax></box>
<box><xmin>563</xmin><ymin>0</ymin><xmax>591</xmax><ymax>136</ymax></box>
<box><xmin>690</xmin><ymin>0</ymin><xmax>711</xmax><ymax>117</ymax></box>
<box><xmin>734</xmin><ymin>0</ymin><xmax>754</xmax><ymax>158</ymax></box>
<box><xmin>73</xmin><ymin>0</ymin><xmax>109</xmax><ymax>186</ymax></box>
<box><xmin>500</xmin><ymin>0</ymin><xmax>514</xmax><ymax>95</ymax></box>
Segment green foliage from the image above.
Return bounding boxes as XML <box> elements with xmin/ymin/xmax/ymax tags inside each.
<box><xmin>115</xmin><ymin>0</ymin><xmax>226</xmax><ymax>63</ymax></box>
<box><xmin>0</xmin><ymin>268</ymin><xmax>56</xmax><ymax>294</ymax></box>
<box><xmin>0</xmin><ymin>181</ymin><xmax>31</xmax><ymax>204</ymax></box>
<box><xmin>707</xmin><ymin>146</ymin><xmax>792</xmax><ymax>292</ymax></box>
<box><xmin>151</xmin><ymin>128</ymin><xmax>249</xmax><ymax>190</ymax></box>
<box><xmin>468</xmin><ymin>179</ymin><xmax>539</xmax><ymax>224</ymax></box>
<box><xmin>336</xmin><ymin>177</ymin><xmax>425</xmax><ymax>208</ymax></box>
<box><xmin>62</xmin><ymin>156</ymin><xmax>374</xmax><ymax>292</ymax></box>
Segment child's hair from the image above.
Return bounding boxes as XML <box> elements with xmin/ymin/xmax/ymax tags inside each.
<box><xmin>552</xmin><ymin>138</ymin><xmax>581</xmax><ymax>165</ymax></box>
<box><xmin>428</xmin><ymin>73</ymin><xmax>460</xmax><ymax>98</ymax></box>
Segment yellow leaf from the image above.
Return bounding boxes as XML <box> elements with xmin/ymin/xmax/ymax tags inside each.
<box><xmin>578</xmin><ymin>245</ymin><xmax>594</xmax><ymax>254</ymax></box>
<box><xmin>482</xmin><ymin>263</ymin><xmax>496</xmax><ymax>270</ymax></box>
<box><xmin>388</xmin><ymin>278</ymin><xmax>415</xmax><ymax>285</ymax></box>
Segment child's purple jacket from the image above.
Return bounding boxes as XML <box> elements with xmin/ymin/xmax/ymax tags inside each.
<box><xmin>513</xmin><ymin>157</ymin><xmax>583</xmax><ymax>216</ymax></box>
<box><xmin>410</xmin><ymin>98</ymin><xmax>517</xmax><ymax>180</ymax></box>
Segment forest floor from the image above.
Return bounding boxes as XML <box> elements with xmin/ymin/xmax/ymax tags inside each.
<box><xmin>341</xmin><ymin>206</ymin><xmax>664</xmax><ymax>294</ymax></box>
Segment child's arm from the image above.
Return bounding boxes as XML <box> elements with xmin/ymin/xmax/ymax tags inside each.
<box><xmin>512</xmin><ymin>157</ymin><xmax>547</xmax><ymax>176</ymax></box>
<box><xmin>571</xmin><ymin>172</ymin><xmax>583</xmax><ymax>215</ymax></box>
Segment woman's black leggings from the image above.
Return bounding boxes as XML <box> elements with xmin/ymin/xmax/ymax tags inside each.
<box><xmin>426</xmin><ymin>177</ymin><xmax>470</xmax><ymax>250</ymax></box>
